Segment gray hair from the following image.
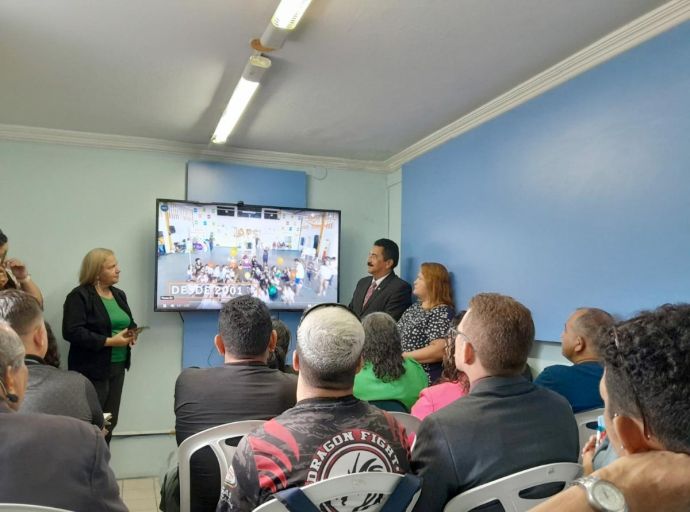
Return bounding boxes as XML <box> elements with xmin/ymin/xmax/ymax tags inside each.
<box><xmin>297</xmin><ymin>306</ymin><xmax>364</xmax><ymax>389</ymax></box>
<box><xmin>0</xmin><ymin>321</ymin><xmax>25</xmax><ymax>381</ymax></box>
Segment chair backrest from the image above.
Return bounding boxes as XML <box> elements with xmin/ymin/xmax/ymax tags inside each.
<box><xmin>574</xmin><ymin>408</ymin><xmax>604</xmax><ymax>454</ymax></box>
<box><xmin>443</xmin><ymin>462</ymin><xmax>583</xmax><ymax>512</ymax></box>
<box><xmin>178</xmin><ymin>419</ymin><xmax>265</xmax><ymax>512</ymax></box>
<box><xmin>388</xmin><ymin>412</ymin><xmax>422</xmax><ymax>436</ymax></box>
<box><xmin>370</xmin><ymin>399</ymin><xmax>409</xmax><ymax>412</ymax></box>
<box><xmin>0</xmin><ymin>506</ymin><xmax>72</xmax><ymax>511</ymax></box>
<box><xmin>253</xmin><ymin>472</ymin><xmax>421</xmax><ymax>512</ymax></box>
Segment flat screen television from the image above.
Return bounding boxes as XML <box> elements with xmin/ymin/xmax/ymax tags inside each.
<box><xmin>155</xmin><ymin>199</ymin><xmax>341</xmax><ymax>312</ymax></box>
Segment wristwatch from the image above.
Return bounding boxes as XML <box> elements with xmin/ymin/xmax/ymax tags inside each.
<box><xmin>573</xmin><ymin>476</ymin><xmax>628</xmax><ymax>512</ymax></box>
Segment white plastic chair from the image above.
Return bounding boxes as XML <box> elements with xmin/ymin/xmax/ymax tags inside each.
<box><xmin>574</xmin><ymin>408</ymin><xmax>604</xmax><ymax>455</ymax></box>
<box><xmin>253</xmin><ymin>472</ymin><xmax>421</xmax><ymax>512</ymax></box>
<box><xmin>443</xmin><ymin>462</ymin><xmax>582</xmax><ymax>512</ymax></box>
<box><xmin>178</xmin><ymin>419</ymin><xmax>265</xmax><ymax>512</ymax></box>
<box><xmin>0</xmin><ymin>506</ymin><xmax>72</xmax><ymax>511</ymax></box>
<box><xmin>388</xmin><ymin>412</ymin><xmax>422</xmax><ymax>436</ymax></box>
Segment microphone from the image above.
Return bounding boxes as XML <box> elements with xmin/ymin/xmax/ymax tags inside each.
<box><xmin>0</xmin><ymin>379</ymin><xmax>18</xmax><ymax>403</ymax></box>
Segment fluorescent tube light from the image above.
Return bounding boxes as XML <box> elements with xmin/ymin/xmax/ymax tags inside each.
<box><xmin>271</xmin><ymin>0</ymin><xmax>312</xmax><ymax>30</ymax></box>
<box><xmin>211</xmin><ymin>78</ymin><xmax>260</xmax><ymax>144</ymax></box>
<box><xmin>211</xmin><ymin>56</ymin><xmax>271</xmax><ymax>144</ymax></box>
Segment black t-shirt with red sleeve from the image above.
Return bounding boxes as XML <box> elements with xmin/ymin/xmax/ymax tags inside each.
<box><xmin>217</xmin><ymin>395</ymin><xmax>411</xmax><ymax>512</ymax></box>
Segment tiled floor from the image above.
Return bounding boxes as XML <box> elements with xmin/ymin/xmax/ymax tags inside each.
<box><xmin>118</xmin><ymin>477</ymin><xmax>160</xmax><ymax>512</ymax></box>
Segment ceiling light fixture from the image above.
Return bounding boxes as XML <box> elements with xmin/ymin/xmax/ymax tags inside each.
<box><xmin>272</xmin><ymin>0</ymin><xmax>312</xmax><ymax>29</ymax></box>
<box><xmin>252</xmin><ymin>0</ymin><xmax>313</xmax><ymax>51</ymax></box>
<box><xmin>211</xmin><ymin>0</ymin><xmax>312</xmax><ymax>144</ymax></box>
<box><xmin>211</xmin><ymin>55</ymin><xmax>271</xmax><ymax>144</ymax></box>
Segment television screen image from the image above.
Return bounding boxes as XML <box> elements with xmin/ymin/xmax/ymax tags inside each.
<box><xmin>155</xmin><ymin>199</ymin><xmax>341</xmax><ymax>311</ymax></box>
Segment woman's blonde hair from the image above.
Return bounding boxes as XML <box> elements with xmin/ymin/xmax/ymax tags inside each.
<box><xmin>421</xmin><ymin>262</ymin><xmax>454</xmax><ymax>309</ymax></box>
<box><xmin>79</xmin><ymin>248</ymin><xmax>114</xmax><ymax>286</ymax></box>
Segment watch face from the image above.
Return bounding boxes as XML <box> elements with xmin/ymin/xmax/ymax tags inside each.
<box><xmin>593</xmin><ymin>481</ymin><xmax>626</xmax><ymax>510</ymax></box>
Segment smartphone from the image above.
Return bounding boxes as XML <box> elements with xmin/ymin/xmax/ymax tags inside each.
<box><xmin>131</xmin><ymin>326</ymin><xmax>150</xmax><ymax>335</ymax></box>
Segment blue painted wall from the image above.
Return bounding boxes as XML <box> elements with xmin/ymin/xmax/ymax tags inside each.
<box><xmin>402</xmin><ymin>21</ymin><xmax>690</xmax><ymax>341</ymax></box>
<box><xmin>183</xmin><ymin>161</ymin><xmax>306</xmax><ymax>367</ymax></box>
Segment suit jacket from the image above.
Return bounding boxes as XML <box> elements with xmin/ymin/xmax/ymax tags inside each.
<box><xmin>348</xmin><ymin>272</ymin><xmax>412</xmax><ymax>321</ymax></box>
<box><xmin>23</xmin><ymin>354</ymin><xmax>104</xmax><ymax>428</ymax></box>
<box><xmin>0</xmin><ymin>401</ymin><xmax>126</xmax><ymax>511</ymax></box>
<box><xmin>63</xmin><ymin>284</ymin><xmax>136</xmax><ymax>380</ymax></box>
<box><xmin>411</xmin><ymin>375</ymin><xmax>579</xmax><ymax>511</ymax></box>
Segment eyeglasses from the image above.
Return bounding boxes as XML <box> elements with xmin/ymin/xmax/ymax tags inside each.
<box><xmin>446</xmin><ymin>326</ymin><xmax>469</xmax><ymax>347</ymax></box>
<box><xmin>611</xmin><ymin>326</ymin><xmax>651</xmax><ymax>439</ymax></box>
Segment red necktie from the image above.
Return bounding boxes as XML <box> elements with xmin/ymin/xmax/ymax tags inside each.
<box><xmin>363</xmin><ymin>280</ymin><xmax>377</xmax><ymax>307</ymax></box>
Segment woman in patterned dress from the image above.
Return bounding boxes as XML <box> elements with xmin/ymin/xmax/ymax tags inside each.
<box><xmin>397</xmin><ymin>262</ymin><xmax>454</xmax><ymax>383</ymax></box>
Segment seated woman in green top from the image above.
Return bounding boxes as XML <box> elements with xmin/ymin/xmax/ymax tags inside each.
<box><xmin>353</xmin><ymin>312</ymin><xmax>428</xmax><ymax>411</ymax></box>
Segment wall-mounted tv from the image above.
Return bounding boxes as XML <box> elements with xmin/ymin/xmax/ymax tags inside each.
<box><xmin>155</xmin><ymin>199</ymin><xmax>341</xmax><ymax>312</ymax></box>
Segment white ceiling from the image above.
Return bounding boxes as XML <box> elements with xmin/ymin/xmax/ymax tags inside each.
<box><xmin>0</xmin><ymin>0</ymin><xmax>676</xmax><ymax>163</ymax></box>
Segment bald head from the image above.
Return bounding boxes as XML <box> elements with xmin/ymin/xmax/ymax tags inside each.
<box><xmin>562</xmin><ymin>307</ymin><xmax>614</xmax><ymax>362</ymax></box>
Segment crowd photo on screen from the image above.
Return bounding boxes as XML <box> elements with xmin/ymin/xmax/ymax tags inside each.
<box><xmin>155</xmin><ymin>200</ymin><xmax>340</xmax><ymax>311</ymax></box>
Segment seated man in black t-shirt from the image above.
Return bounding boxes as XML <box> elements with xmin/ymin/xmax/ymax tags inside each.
<box><xmin>174</xmin><ymin>296</ymin><xmax>297</xmax><ymax>512</ymax></box>
<box><xmin>217</xmin><ymin>305</ymin><xmax>412</xmax><ymax>512</ymax></box>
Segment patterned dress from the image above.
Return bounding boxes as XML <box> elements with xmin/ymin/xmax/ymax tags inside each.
<box><xmin>397</xmin><ymin>302</ymin><xmax>453</xmax><ymax>382</ymax></box>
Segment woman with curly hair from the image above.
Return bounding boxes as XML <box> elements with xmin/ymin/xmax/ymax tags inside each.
<box><xmin>411</xmin><ymin>311</ymin><xmax>470</xmax><ymax>420</ymax></box>
<box><xmin>353</xmin><ymin>312</ymin><xmax>428</xmax><ymax>410</ymax></box>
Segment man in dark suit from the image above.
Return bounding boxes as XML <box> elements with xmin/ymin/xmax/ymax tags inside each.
<box><xmin>348</xmin><ymin>238</ymin><xmax>412</xmax><ymax>321</ymax></box>
<box><xmin>0</xmin><ymin>322</ymin><xmax>126</xmax><ymax>511</ymax></box>
<box><xmin>412</xmin><ymin>293</ymin><xmax>579</xmax><ymax>511</ymax></box>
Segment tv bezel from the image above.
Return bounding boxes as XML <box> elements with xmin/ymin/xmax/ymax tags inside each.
<box><xmin>154</xmin><ymin>198</ymin><xmax>342</xmax><ymax>313</ymax></box>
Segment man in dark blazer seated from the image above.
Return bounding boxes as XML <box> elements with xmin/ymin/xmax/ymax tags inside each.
<box><xmin>412</xmin><ymin>293</ymin><xmax>579</xmax><ymax>511</ymax></box>
<box><xmin>348</xmin><ymin>238</ymin><xmax>412</xmax><ymax>321</ymax></box>
<box><xmin>0</xmin><ymin>322</ymin><xmax>126</xmax><ymax>511</ymax></box>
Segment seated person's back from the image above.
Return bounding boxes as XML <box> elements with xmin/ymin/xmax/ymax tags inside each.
<box><xmin>174</xmin><ymin>296</ymin><xmax>297</xmax><ymax>512</ymax></box>
<box><xmin>534</xmin><ymin>307</ymin><xmax>613</xmax><ymax>412</ymax></box>
<box><xmin>535</xmin><ymin>361</ymin><xmax>603</xmax><ymax>412</ymax></box>
<box><xmin>412</xmin><ymin>293</ymin><xmax>579</xmax><ymax>511</ymax></box>
<box><xmin>218</xmin><ymin>305</ymin><xmax>412</xmax><ymax>512</ymax></box>
<box><xmin>23</xmin><ymin>357</ymin><xmax>104</xmax><ymax>427</ymax></box>
<box><xmin>0</xmin><ymin>321</ymin><xmax>125</xmax><ymax>511</ymax></box>
<box><xmin>175</xmin><ymin>364</ymin><xmax>296</xmax><ymax>443</ymax></box>
<box><xmin>353</xmin><ymin>312</ymin><xmax>428</xmax><ymax>410</ymax></box>
<box><xmin>0</xmin><ymin>290</ymin><xmax>104</xmax><ymax>428</ymax></box>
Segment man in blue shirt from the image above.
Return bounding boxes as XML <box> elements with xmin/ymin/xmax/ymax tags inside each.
<box><xmin>535</xmin><ymin>308</ymin><xmax>613</xmax><ymax>412</ymax></box>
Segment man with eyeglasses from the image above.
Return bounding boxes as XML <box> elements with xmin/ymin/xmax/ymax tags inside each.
<box><xmin>217</xmin><ymin>304</ymin><xmax>413</xmax><ymax>511</ymax></box>
<box><xmin>411</xmin><ymin>293</ymin><xmax>579</xmax><ymax>511</ymax></box>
